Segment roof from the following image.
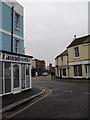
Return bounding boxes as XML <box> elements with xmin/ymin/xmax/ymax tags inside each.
<box><xmin>33</xmin><ymin>58</ymin><xmax>45</xmax><ymax>63</ymax></box>
<box><xmin>67</xmin><ymin>34</ymin><xmax>90</xmax><ymax>48</ymax></box>
<box><xmin>55</xmin><ymin>50</ymin><xmax>68</xmax><ymax>60</ymax></box>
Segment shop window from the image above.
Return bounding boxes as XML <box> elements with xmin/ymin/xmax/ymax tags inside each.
<box><xmin>86</xmin><ymin>65</ymin><xmax>90</xmax><ymax>77</ymax></box>
<box><xmin>15</xmin><ymin>40</ymin><xmax>19</xmax><ymax>53</ymax></box>
<box><xmin>62</xmin><ymin>68</ymin><xmax>66</xmax><ymax>76</ymax></box>
<box><xmin>74</xmin><ymin>47</ymin><xmax>79</xmax><ymax>57</ymax></box>
<box><xmin>0</xmin><ymin>53</ymin><xmax>1</xmax><ymax>59</ymax></box>
<box><xmin>21</xmin><ymin>64</ymin><xmax>25</xmax><ymax>89</ymax></box>
<box><xmin>13</xmin><ymin>64</ymin><xmax>19</xmax><ymax>88</ymax></box>
<box><xmin>88</xmin><ymin>65</ymin><xmax>90</xmax><ymax>73</ymax></box>
<box><xmin>5</xmin><ymin>62</ymin><xmax>11</xmax><ymax>93</ymax></box>
<box><xmin>26</xmin><ymin>65</ymin><xmax>30</xmax><ymax>88</ymax></box>
<box><xmin>85</xmin><ymin>65</ymin><xmax>88</xmax><ymax>74</ymax></box>
<box><xmin>15</xmin><ymin>13</ymin><xmax>20</xmax><ymax>29</ymax></box>
<box><xmin>0</xmin><ymin>62</ymin><xmax>3</xmax><ymax>94</ymax></box>
<box><xmin>73</xmin><ymin>65</ymin><xmax>82</xmax><ymax>77</ymax></box>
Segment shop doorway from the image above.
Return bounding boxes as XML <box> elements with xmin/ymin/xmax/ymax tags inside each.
<box><xmin>12</xmin><ymin>64</ymin><xmax>20</xmax><ymax>93</ymax></box>
<box><xmin>60</xmin><ymin>69</ymin><xmax>62</xmax><ymax>78</ymax></box>
<box><xmin>85</xmin><ymin>65</ymin><xmax>90</xmax><ymax>79</ymax></box>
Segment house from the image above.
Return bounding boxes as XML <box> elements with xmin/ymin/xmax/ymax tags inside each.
<box><xmin>67</xmin><ymin>35</ymin><xmax>90</xmax><ymax>79</ymax></box>
<box><xmin>0</xmin><ymin>1</ymin><xmax>33</xmax><ymax>96</ymax></box>
<box><xmin>32</xmin><ymin>59</ymin><xmax>46</xmax><ymax>76</ymax></box>
<box><xmin>48</xmin><ymin>63</ymin><xmax>55</xmax><ymax>74</ymax></box>
<box><xmin>55</xmin><ymin>35</ymin><xmax>90</xmax><ymax>79</ymax></box>
<box><xmin>55</xmin><ymin>50</ymin><xmax>68</xmax><ymax>78</ymax></box>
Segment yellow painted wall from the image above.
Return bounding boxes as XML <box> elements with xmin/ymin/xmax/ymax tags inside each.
<box><xmin>69</xmin><ymin>66</ymin><xmax>74</xmax><ymax>77</ymax></box>
<box><xmin>66</xmin><ymin>68</ymin><xmax>68</xmax><ymax>77</ymax></box>
<box><xmin>55</xmin><ymin>58</ymin><xmax>58</xmax><ymax>66</ymax></box>
<box><xmin>82</xmin><ymin>64</ymin><xmax>86</xmax><ymax>78</ymax></box>
<box><xmin>59</xmin><ymin>56</ymin><xmax>68</xmax><ymax>66</ymax></box>
<box><xmin>88</xmin><ymin>44</ymin><xmax>90</xmax><ymax>59</ymax></box>
<box><xmin>68</xmin><ymin>43</ymin><xmax>89</xmax><ymax>62</ymax></box>
<box><xmin>55</xmin><ymin>55</ymin><xmax>69</xmax><ymax>77</ymax></box>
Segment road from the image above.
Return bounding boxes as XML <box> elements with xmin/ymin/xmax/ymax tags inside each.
<box><xmin>12</xmin><ymin>76</ymin><xmax>89</xmax><ymax>118</ymax></box>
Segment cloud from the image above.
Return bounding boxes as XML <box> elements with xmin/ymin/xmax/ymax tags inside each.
<box><xmin>17</xmin><ymin>1</ymin><xmax>88</xmax><ymax>66</ymax></box>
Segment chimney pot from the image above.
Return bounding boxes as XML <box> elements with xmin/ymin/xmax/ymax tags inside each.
<box><xmin>73</xmin><ymin>35</ymin><xmax>76</xmax><ymax>40</ymax></box>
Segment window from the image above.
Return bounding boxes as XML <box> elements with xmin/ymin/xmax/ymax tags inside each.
<box><xmin>61</xmin><ymin>57</ymin><xmax>63</xmax><ymax>63</ymax></box>
<box><xmin>86</xmin><ymin>65</ymin><xmax>90</xmax><ymax>73</ymax></box>
<box><xmin>21</xmin><ymin>64</ymin><xmax>25</xmax><ymax>89</ymax></box>
<box><xmin>15</xmin><ymin>13</ymin><xmax>19</xmax><ymax>29</ymax></box>
<box><xmin>15</xmin><ymin>40</ymin><xmax>19</xmax><ymax>53</ymax></box>
<box><xmin>5</xmin><ymin>62</ymin><xmax>11</xmax><ymax>93</ymax></box>
<box><xmin>26</xmin><ymin>65</ymin><xmax>30</xmax><ymax>88</ymax></box>
<box><xmin>0</xmin><ymin>53</ymin><xmax>1</xmax><ymax>59</ymax></box>
<box><xmin>73</xmin><ymin>65</ymin><xmax>82</xmax><ymax>77</ymax></box>
<box><xmin>74</xmin><ymin>47</ymin><xmax>79</xmax><ymax>57</ymax></box>
<box><xmin>0</xmin><ymin>62</ymin><xmax>3</xmax><ymax>94</ymax></box>
<box><xmin>62</xmin><ymin>68</ymin><xmax>66</xmax><ymax>76</ymax></box>
<box><xmin>85</xmin><ymin>65</ymin><xmax>87</xmax><ymax>74</ymax></box>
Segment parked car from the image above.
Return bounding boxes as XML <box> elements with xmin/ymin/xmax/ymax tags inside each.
<box><xmin>42</xmin><ymin>72</ymin><xmax>48</xmax><ymax>76</ymax></box>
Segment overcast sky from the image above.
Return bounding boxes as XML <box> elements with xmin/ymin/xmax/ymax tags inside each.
<box><xmin>17</xmin><ymin>0</ymin><xmax>88</xmax><ymax>67</ymax></box>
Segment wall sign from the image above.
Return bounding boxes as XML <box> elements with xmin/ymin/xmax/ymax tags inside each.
<box><xmin>4</xmin><ymin>54</ymin><xmax>31</xmax><ymax>63</ymax></box>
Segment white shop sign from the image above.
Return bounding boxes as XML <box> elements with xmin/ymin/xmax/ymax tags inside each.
<box><xmin>0</xmin><ymin>53</ymin><xmax>31</xmax><ymax>64</ymax></box>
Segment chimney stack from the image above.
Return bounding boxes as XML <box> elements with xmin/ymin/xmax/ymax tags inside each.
<box><xmin>73</xmin><ymin>35</ymin><xmax>76</xmax><ymax>40</ymax></box>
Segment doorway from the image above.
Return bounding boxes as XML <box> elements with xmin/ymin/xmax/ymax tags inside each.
<box><xmin>12</xmin><ymin>64</ymin><xmax>20</xmax><ymax>93</ymax></box>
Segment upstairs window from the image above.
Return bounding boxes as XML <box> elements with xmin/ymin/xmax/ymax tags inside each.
<box><xmin>74</xmin><ymin>47</ymin><xmax>79</xmax><ymax>57</ymax></box>
<box><xmin>61</xmin><ymin>57</ymin><xmax>63</xmax><ymax>63</ymax></box>
<box><xmin>15</xmin><ymin>40</ymin><xmax>19</xmax><ymax>53</ymax></box>
<box><xmin>15</xmin><ymin>13</ymin><xmax>20</xmax><ymax>29</ymax></box>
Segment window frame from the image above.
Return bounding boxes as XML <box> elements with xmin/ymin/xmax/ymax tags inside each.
<box><xmin>61</xmin><ymin>57</ymin><xmax>63</xmax><ymax>64</ymax></box>
<box><xmin>62</xmin><ymin>68</ymin><xmax>66</xmax><ymax>77</ymax></box>
<box><xmin>74</xmin><ymin>47</ymin><xmax>79</xmax><ymax>58</ymax></box>
<box><xmin>73</xmin><ymin>65</ymin><xmax>82</xmax><ymax>77</ymax></box>
<box><xmin>15</xmin><ymin>39</ymin><xmax>19</xmax><ymax>54</ymax></box>
<box><xmin>15</xmin><ymin>13</ymin><xmax>20</xmax><ymax>30</ymax></box>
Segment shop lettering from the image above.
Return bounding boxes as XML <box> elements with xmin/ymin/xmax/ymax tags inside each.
<box><xmin>5</xmin><ymin>55</ymin><xmax>30</xmax><ymax>62</ymax></box>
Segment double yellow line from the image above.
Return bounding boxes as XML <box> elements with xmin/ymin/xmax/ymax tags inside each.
<box><xmin>6</xmin><ymin>88</ymin><xmax>52</xmax><ymax>119</ymax></box>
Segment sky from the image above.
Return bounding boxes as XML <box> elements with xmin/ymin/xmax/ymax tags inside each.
<box><xmin>17</xmin><ymin>0</ymin><xmax>88</xmax><ymax>67</ymax></box>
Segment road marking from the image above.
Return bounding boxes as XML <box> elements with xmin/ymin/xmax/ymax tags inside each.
<box><xmin>84</xmin><ymin>92</ymin><xmax>90</xmax><ymax>95</ymax></box>
<box><xmin>64</xmin><ymin>90</ymin><xmax>73</xmax><ymax>93</ymax></box>
<box><xmin>64</xmin><ymin>90</ymin><xmax>68</xmax><ymax>93</ymax></box>
<box><xmin>6</xmin><ymin>89</ymin><xmax>52</xmax><ymax>119</ymax></box>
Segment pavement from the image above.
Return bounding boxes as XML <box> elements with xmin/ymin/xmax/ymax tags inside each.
<box><xmin>1</xmin><ymin>86</ymin><xmax>46</xmax><ymax>114</ymax></box>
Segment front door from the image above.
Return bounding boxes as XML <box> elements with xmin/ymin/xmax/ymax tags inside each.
<box><xmin>86</xmin><ymin>65</ymin><xmax>90</xmax><ymax>79</ymax></box>
<box><xmin>60</xmin><ymin>69</ymin><xmax>62</xmax><ymax>78</ymax></box>
<box><xmin>12</xmin><ymin>64</ymin><xmax>20</xmax><ymax>93</ymax></box>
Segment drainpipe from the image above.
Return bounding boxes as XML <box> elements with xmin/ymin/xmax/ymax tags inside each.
<box><xmin>67</xmin><ymin>52</ymin><xmax>69</xmax><ymax>78</ymax></box>
<box><xmin>11</xmin><ymin>6</ymin><xmax>14</xmax><ymax>53</ymax></box>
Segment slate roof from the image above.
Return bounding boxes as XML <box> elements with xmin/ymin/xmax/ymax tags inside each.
<box><xmin>67</xmin><ymin>34</ymin><xmax>90</xmax><ymax>48</ymax></box>
<box><xmin>55</xmin><ymin>50</ymin><xmax>68</xmax><ymax>60</ymax></box>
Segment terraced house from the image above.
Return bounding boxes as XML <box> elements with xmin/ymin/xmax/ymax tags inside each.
<box><xmin>0</xmin><ymin>1</ymin><xmax>33</xmax><ymax>96</ymax></box>
<box><xmin>55</xmin><ymin>35</ymin><xmax>90</xmax><ymax>79</ymax></box>
<box><xmin>55</xmin><ymin>50</ymin><xmax>68</xmax><ymax>78</ymax></box>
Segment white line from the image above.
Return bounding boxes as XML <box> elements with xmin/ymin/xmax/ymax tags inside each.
<box><xmin>6</xmin><ymin>89</ymin><xmax>52</xmax><ymax>119</ymax></box>
<box><xmin>84</xmin><ymin>92</ymin><xmax>90</xmax><ymax>95</ymax></box>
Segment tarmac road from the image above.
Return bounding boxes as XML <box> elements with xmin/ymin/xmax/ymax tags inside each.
<box><xmin>12</xmin><ymin>76</ymin><xmax>89</xmax><ymax>119</ymax></box>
